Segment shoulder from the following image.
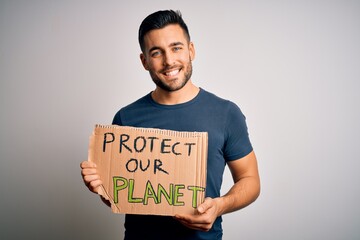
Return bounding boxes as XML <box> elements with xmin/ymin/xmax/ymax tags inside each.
<box><xmin>121</xmin><ymin>93</ymin><xmax>152</xmax><ymax>112</ymax></box>
<box><xmin>200</xmin><ymin>89</ymin><xmax>242</xmax><ymax>114</ymax></box>
<box><xmin>112</xmin><ymin>93</ymin><xmax>152</xmax><ymax>125</ymax></box>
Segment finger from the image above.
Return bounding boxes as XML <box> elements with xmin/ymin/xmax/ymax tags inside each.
<box><xmin>80</xmin><ymin>161</ymin><xmax>97</xmax><ymax>169</ymax></box>
<box><xmin>197</xmin><ymin>197</ymin><xmax>213</xmax><ymax>214</ymax></box>
<box><xmin>88</xmin><ymin>179</ymin><xmax>103</xmax><ymax>193</ymax></box>
<box><xmin>175</xmin><ymin>217</ymin><xmax>210</xmax><ymax>232</ymax></box>
<box><xmin>83</xmin><ymin>173</ymin><xmax>103</xmax><ymax>192</ymax></box>
<box><xmin>81</xmin><ymin>168</ymin><xmax>98</xmax><ymax>176</ymax></box>
<box><xmin>83</xmin><ymin>174</ymin><xmax>101</xmax><ymax>183</ymax></box>
<box><xmin>175</xmin><ymin>214</ymin><xmax>202</xmax><ymax>224</ymax></box>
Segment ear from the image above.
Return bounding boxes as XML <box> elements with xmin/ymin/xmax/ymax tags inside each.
<box><xmin>189</xmin><ymin>42</ymin><xmax>195</xmax><ymax>61</ymax></box>
<box><xmin>140</xmin><ymin>53</ymin><xmax>149</xmax><ymax>70</ymax></box>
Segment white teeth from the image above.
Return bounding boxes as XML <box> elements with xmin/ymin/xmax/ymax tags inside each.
<box><xmin>165</xmin><ymin>69</ymin><xmax>179</xmax><ymax>76</ymax></box>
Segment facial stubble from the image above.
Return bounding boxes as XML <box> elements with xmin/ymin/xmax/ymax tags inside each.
<box><xmin>149</xmin><ymin>58</ymin><xmax>193</xmax><ymax>92</ymax></box>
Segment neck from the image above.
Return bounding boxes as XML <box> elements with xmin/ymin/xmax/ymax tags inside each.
<box><xmin>151</xmin><ymin>81</ymin><xmax>200</xmax><ymax>105</ymax></box>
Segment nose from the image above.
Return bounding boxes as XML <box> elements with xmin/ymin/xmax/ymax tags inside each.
<box><xmin>163</xmin><ymin>51</ymin><xmax>175</xmax><ymax>66</ymax></box>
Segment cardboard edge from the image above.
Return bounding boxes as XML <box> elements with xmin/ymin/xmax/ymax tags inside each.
<box><xmin>88</xmin><ymin>127</ymin><xmax>121</xmax><ymax>213</ymax></box>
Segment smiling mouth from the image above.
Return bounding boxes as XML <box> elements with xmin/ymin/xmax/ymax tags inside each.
<box><xmin>163</xmin><ymin>69</ymin><xmax>180</xmax><ymax>77</ymax></box>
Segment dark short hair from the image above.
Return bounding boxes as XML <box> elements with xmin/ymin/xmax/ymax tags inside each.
<box><xmin>138</xmin><ymin>10</ymin><xmax>191</xmax><ymax>52</ymax></box>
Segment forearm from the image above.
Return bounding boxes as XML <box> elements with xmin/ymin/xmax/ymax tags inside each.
<box><xmin>174</xmin><ymin>175</ymin><xmax>260</xmax><ymax>232</ymax></box>
<box><xmin>216</xmin><ymin>175</ymin><xmax>260</xmax><ymax>216</ymax></box>
<box><xmin>174</xmin><ymin>152</ymin><xmax>260</xmax><ymax>231</ymax></box>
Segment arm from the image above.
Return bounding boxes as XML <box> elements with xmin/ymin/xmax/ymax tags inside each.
<box><xmin>80</xmin><ymin>161</ymin><xmax>111</xmax><ymax>207</ymax></box>
<box><xmin>174</xmin><ymin>150</ymin><xmax>260</xmax><ymax>231</ymax></box>
<box><xmin>217</xmin><ymin>150</ymin><xmax>260</xmax><ymax>214</ymax></box>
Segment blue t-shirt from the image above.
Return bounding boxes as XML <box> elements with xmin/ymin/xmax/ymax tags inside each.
<box><xmin>112</xmin><ymin>88</ymin><xmax>253</xmax><ymax>240</ymax></box>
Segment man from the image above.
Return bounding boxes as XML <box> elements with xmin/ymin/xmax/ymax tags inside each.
<box><xmin>81</xmin><ymin>10</ymin><xmax>260</xmax><ymax>240</ymax></box>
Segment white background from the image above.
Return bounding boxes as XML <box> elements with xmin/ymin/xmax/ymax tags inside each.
<box><xmin>1</xmin><ymin>0</ymin><xmax>359</xmax><ymax>239</ymax></box>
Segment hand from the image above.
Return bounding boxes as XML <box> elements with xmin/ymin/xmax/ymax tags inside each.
<box><xmin>80</xmin><ymin>161</ymin><xmax>102</xmax><ymax>194</ymax></box>
<box><xmin>174</xmin><ymin>197</ymin><xmax>221</xmax><ymax>232</ymax></box>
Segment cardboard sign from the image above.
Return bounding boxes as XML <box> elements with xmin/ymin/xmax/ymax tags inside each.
<box><xmin>88</xmin><ymin>125</ymin><xmax>208</xmax><ymax>216</ymax></box>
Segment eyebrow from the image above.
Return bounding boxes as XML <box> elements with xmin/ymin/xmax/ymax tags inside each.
<box><xmin>148</xmin><ymin>42</ymin><xmax>185</xmax><ymax>54</ymax></box>
<box><xmin>170</xmin><ymin>42</ymin><xmax>184</xmax><ymax>47</ymax></box>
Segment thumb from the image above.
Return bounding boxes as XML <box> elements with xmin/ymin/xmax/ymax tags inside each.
<box><xmin>197</xmin><ymin>197</ymin><xmax>213</xmax><ymax>214</ymax></box>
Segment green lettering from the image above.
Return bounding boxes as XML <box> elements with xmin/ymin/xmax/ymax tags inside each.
<box><xmin>113</xmin><ymin>176</ymin><xmax>128</xmax><ymax>204</ymax></box>
<box><xmin>157</xmin><ymin>183</ymin><xmax>174</xmax><ymax>205</ymax></box>
<box><xmin>174</xmin><ymin>184</ymin><xmax>185</xmax><ymax>206</ymax></box>
<box><xmin>187</xmin><ymin>186</ymin><xmax>205</xmax><ymax>208</ymax></box>
<box><xmin>128</xmin><ymin>179</ymin><xmax>143</xmax><ymax>203</ymax></box>
<box><xmin>143</xmin><ymin>180</ymin><xmax>158</xmax><ymax>205</ymax></box>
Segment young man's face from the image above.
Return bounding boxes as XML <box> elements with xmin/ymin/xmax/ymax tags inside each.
<box><xmin>140</xmin><ymin>24</ymin><xmax>195</xmax><ymax>92</ymax></box>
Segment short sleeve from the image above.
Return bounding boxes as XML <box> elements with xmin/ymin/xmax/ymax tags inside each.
<box><xmin>223</xmin><ymin>102</ymin><xmax>253</xmax><ymax>161</ymax></box>
<box><xmin>112</xmin><ymin>110</ymin><xmax>123</xmax><ymax>126</ymax></box>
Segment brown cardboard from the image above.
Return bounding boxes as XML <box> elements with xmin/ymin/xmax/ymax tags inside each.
<box><xmin>88</xmin><ymin>124</ymin><xmax>208</xmax><ymax>216</ymax></box>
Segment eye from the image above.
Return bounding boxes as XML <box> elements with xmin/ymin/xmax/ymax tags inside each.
<box><xmin>173</xmin><ymin>46</ymin><xmax>182</xmax><ymax>52</ymax></box>
<box><xmin>151</xmin><ymin>50</ymin><xmax>161</xmax><ymax>57</ymax></box>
